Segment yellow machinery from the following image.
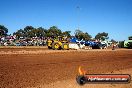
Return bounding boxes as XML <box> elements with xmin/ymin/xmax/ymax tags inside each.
<box><xmin>47</xmin><ymin>36</ymin><xmax>69</xmax><ymax>50</ymax></box>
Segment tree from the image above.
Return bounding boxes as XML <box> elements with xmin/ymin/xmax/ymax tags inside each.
<box><xmin>0</xmin><ymin>25</ymin><xmax>8</xmax><ymax>36</ymax></box>
<box><xmin>47</xmin><ymin>26</ymin><xmax>62</xmax><ymax>37</ymax></box>
<box><xmin>13</xmin><ymin>29</ymin><xmax>25</xmax><ymax>39</ymax></box>
<box><xmin>95</xmin><ymin>32</ymin><xmax>109</xmax><ymax>41</ymax></box>
<box><xmin>84</xmin><ymin>32</ymin><xmax>92</xmax><ymax>40</ymax></box>
<box><xmin>36</xmin><ymin>27</ymin><xmax>47</xmax><ymax>37</ymax></box>
<box><xmin>74</xmin><ymin>29</ymin><xmax>83</xmax><ymax>39</ymax></box>
<box><xmin>14</xmin><ymin>26</ymin><xmax>48</xmax><ymax>38</ymax></box>
<box><xmin>62</xmin><ymin>31</ymin><xmax>71</xmax><ymax>37</ymax></box>
<box><xmin>24</xmin><ymin>26</ymin><xmax>35</xmax><ymax>38</ymax></box>
<box><xmin>24</xmin><ymin>26</ymin><xmax>34</xmax><ymax>32</ymax></box>
<box><xmin>74</xmin><ymin>29</ymin><xmax>92</xmax><ymax>40</ymax></box>
<box><xmin>111</xmin><ymin>39</ymin><xmax>117</xmax><ymax>43</ymax></box>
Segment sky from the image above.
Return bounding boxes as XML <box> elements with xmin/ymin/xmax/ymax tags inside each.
<box><xmin>0</xmin><ymin>0</ymin><xmax>132</xmax><ymax>41</ymax></box>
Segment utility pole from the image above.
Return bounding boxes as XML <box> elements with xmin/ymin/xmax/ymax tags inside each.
<box><xmin>76</xmin><ymin>6</ymin><xmax>81</xmax><ymax>30</ymax></box>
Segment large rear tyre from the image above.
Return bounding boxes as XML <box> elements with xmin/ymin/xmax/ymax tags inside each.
<box><xmin>48</xmin><ymin>46</ymin><xmax>52</xmax><ymax>49</ymax></box>
<box><xmin>62</xmin><ymin>43</ymin><xmax>69</xmax><ymax>50</ymax></box>
<box><xmin>128</xmin><ymin>42</ymin><xmax>132</xmax><ymax>49</ymax></box>
<box><xmin>52</xmin><ymin>42</ymin><xmax>60</xmax><ymax>50</ymax></box>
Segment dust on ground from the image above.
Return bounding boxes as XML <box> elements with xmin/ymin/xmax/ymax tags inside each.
<box><xmin>0</xmin><ymin>48</ymin><xmax>132</xmax><ymax>88</ymax></box>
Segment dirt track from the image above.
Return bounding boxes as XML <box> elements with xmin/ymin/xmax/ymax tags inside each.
<box><xmin>0</xmin><ymin>48</ymin><xmax>132</xmax><ymax>88</ymax></box>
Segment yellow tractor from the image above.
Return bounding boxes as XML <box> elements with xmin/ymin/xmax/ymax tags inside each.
<box><xmin>47</xmin><ymin>36</ymin><xmax>69</xmax><ymax>50</ymax></box>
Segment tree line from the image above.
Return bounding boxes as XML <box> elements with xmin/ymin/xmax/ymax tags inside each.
<box><xmin>1</xmin><ymin>24</ymin><xmax>131</xmax><ymax>41</ymax></box>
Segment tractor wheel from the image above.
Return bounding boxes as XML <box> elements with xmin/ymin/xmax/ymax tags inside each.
<box><xmin>62</xmin><ymin>43</ymin><xmax>69</xmax><ymax>50</ymax></box>
<box><xmin>52</xmin><ymin>42</ymin><xmax>60</xmax><ymax>50</ymax></box>
<box><xmin>128</xmin><ymin>42</ymin><xmax>132</xmax><ymax>49</ymax></box>
<box><xmin>48</xmin><ymin>46</ymin><xmax>52</xmax><ymax>49</ymax></box>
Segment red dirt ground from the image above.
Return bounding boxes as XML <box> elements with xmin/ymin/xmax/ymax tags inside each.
<box><xmin>0</xmin><ymin>48</ymin><xmax>132</xmax><ymax>88</ymax></box>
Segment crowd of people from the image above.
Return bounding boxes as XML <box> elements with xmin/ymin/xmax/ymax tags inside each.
<box><xmin>0</xmin><ymin>35</ymin><xmax>47</xmax><ymax>46</ymax></box>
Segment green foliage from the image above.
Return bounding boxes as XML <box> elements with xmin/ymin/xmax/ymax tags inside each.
<box><xmin>24</xmin><ymin>26</ymin><xmax>34</xmax><ymax>38</ymax></box>
<box><xmin>95</xmin><ymin>32</ymin><xmax>109</xmax><ymax>41</ymax></box>
<box><xmin>1</xmin><ymin>24</ymin><xmax>114</xmax><ymax>41</ymax></box>
<box><xmin>0</xmin><ymin>25</ymin><xmax>8</xmax><ymax>36</ymax></box>
<box><xmin>62</xmin><ymin>31</ymin><xmax>71</xmax><ymax>37</ymax></box>
<box><xmin>13</xmin><ymin>29</ymin><xmax>25</xmax><ymax>39</ymax></box>
<box><xmin>48</xmin><ymin>26</ymin><xmax>62</xmax><ymax>37</ymax></box>
<box><xmin>13</xmin><ymin>26</ymin><xmax>47</xmax><ymax>38</ymax></box>
<box><xmin>75</xmin><ymin>29</ymin><xmax>92</xmax><ymax>40</ymax></box>
<box><xmin>84</xmin><ymin>32</ymin><xmax>92</xmax><ymax>40</ymax></box>
<box><xmin>13</xmin><ymin>26</ymin><xmax>66</xmax><ymax>39</ymax></box>
<box><xmin>36</xmin><ymin>27</ymin><xmax>47</xmax><ymax>37</ymax></box>
<box><xmin>111</xmin><ymin>39</ymin><xmax>117</xmax><ymax>43</ymax></box>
